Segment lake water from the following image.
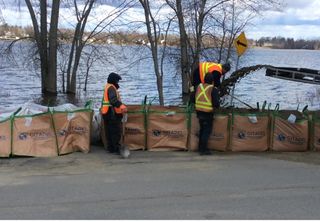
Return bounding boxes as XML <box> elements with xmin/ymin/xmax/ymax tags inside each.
<box><xmin>1</xmin><ymin>41</ymin><xmax>320</xmax><ymax>111</ymax></box>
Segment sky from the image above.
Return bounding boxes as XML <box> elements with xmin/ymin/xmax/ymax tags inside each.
<box><xmin>247</xmin><ymin>0</ymin><xmax>320</xmax><ymax>39</ymax></box>
<box><xmin>1</xmin><ymin>0</ymin><xmax>320</xmax><ymax>40</ymax></box>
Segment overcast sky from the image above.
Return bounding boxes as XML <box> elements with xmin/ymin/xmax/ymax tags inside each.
<box><xmin>1</xmin><ymin>0</ymin><xmax>320</xmax><ymax>40</ymax></box>
<box><xmin>247</xmin><ymin>0</ymin><xmax>320</xmax><ymax>39</ymax></box>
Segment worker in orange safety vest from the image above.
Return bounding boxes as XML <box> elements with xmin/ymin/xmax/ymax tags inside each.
<box><xmin>101</xmin><ymin>72</ymin><xmax>127</xmax><ymax>154</ymax></box>
<box><xmin>191</xmin><ymin>62</ymin><xmax>230</xmax><ymax>103</ymax></box>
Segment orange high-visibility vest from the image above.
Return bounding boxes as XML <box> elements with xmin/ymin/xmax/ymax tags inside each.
<box><xmin>100</xmin><ymin>83</ymin><xmax>122</xmax><ymax>114</ymax></box>
<box><xmin>195</xmin><ymin>83</ymin><xmax>214</xmax><ymax>112</ymax></box>
<box><xmin>199</xmin><ymin>62</ymin><xmax>222</xmax><ymax>84</ymax></box>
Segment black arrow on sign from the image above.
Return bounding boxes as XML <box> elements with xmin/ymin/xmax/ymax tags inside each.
<box><xmin>237</xmin><ymin>40</ymin><xmax>247</xmax><ymax>48</ymax></box>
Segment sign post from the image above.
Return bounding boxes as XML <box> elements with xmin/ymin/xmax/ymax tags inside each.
<box><xmin>230</xmin><ymin>31</ymin><xmax>248</xmax><ymax>106</ymax></box>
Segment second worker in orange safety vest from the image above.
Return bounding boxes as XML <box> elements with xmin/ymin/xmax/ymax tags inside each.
<box><xmin>195</xmin><ymin>71</ymin><xmax>221</xmax><ymax>155</ymax></box>
<box><xmin>101</xmin><ymin>72</ymin><xmax>127</xmax><ymax>154</ymax></box>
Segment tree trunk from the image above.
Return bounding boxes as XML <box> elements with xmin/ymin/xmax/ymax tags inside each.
<box><xmin>66</xmin><ymin>24</ymin><xmax>79</xmax><ymax>94</ymax></box>
<box><xmin>139</xmin><ymin>0</ymin><xmax>164</xmax><ymax>105</ymax></box>
<box><xmin>66</xmin><ymin>0</ymin><xmax>94</xmax><ymax>95</ymax></box>
<box><xmin>39</xmin><ymin>0</ymin><xmax>50</xmax><ymax>94</ymax></box>
<box><xmin>156</xmin><ymin>75</ymin><xmax>164</xmax><ymax>105</ymax></box>
<box><xmin>25</xmin><ymin>0</ymin><xmax>45</xmax><ymax>93</ymax></box>
<box><xmin>176</xmin><ymin>0</ymin><xmax>191</xmax><ymax>104</ymax></box>
<box><xmin>47</xmin><ymin>0</ymin><xmax>60</xmax><ymax>95</ymax></box>
<box><xmin>69</xmin><ymin>46</ymin><xmax>83</xmax><ymax>94</ymax></box>
<box><xmin>25</xmin><ymin>0</ymin><xmax>58</xmax><ymax>95</ymax></box>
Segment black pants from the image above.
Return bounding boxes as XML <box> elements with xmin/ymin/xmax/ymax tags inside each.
<box><xmin>198</xmin><ymin>118</ymin><xmax>213</xmax><ymax>153</ymax></box>
<box><xmin>103</xmin><ymin>114</ymin><xmax>122</xmax><ymax>153</ymax></box>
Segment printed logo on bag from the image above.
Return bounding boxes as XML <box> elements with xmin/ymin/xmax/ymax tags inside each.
<box><xmin>277</xmin><ymin>134</ymin><xmax>286</xmax><ymax>142</ymax></box>
<box><xmin>210</xmin><ymin>133</ymin><xmax>225</xmax><ymax>141</ymax></box>
<box><xmin>70</xmin><ymin>126</ymin><xmax>88</xmax><ymax>135</ymax></box>
<box><xmin>59</xmin><ymin>129</ymin><xmax>67</xmax><ymax>136</ymax></box>
<box><xmin>152</xmin><ymin>129</ymin><xmax>184</xmax><ymax>138</ymax></box>
<box><xmin>18</xmin><ymin>130</ymin><xmax>53</xmax><ymax>140</ymax></box>
<box><xmin>125</xmin><ymin>127</ymin><xmax>141</xmax><ymax>135</ymax></box>
<box><xmin>238</xmin><ymin>132</ymin><xmax>246</xmax><ymax>139</ymax></box>
<box><xmin>152</xmin><ymin>130</ymin><xmax>161</xmax><ymax>137</ymax></box>
<box><xmin>0</xmin><ymin>135</ymin><xmax>7</xmax><ymax>141</ymax></box>
<box><xmin>237</xmin><ymin>131</ymin><xmax>266</xmax><ymax>140</ymax></box>
<box><xmin>18</xmin><ymin>133</ymin><xmax>28</xmax><ymax>140</ymax></box>
<box><xmin>277</xmin><ymin>133</ymin><xmax>305</xmax><ymax>145</ymax></box>
<box><xmin>58</xmin><ymin>126</ymin><xmax>88</xmax><ymax>137</ymax></box>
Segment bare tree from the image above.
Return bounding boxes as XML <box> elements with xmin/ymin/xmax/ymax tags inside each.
<box><xmin>138</xmin><ymin>0</ymin><xmax>169</xmax><ymax>105</ymax></box>
<box><xmin>165</xmin><ymin>0</ymin><xmax>191</xmax><ymax>103</ymax></box>
<box><xmin>83</xmin><ymin>45</ymin><xmax>98</xmax><ymax>92</ymax></box>
<box><xmin>65</xmin><ymin>0</ymin><xmax>95</xmax><ymax>94</ymax></box>
<box><xmin>25</xmin><ymin>0</ymin><xmax>60</xmax><ymax>95</ymax></box>
<box><xmin>63</xmin><ymin>0</ymin><xmax>133</xmax><ymax>94</ymax></box>
<box><xmin>6</xmin><ymin>0</ymin><xmax>133</xmax><ymax>97</ymax></box>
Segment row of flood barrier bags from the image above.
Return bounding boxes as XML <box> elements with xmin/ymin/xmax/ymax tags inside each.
<box><xmin>0</xmin><ymin>102</ymin><xmax>320</xmax><ymax>157</ymax></box>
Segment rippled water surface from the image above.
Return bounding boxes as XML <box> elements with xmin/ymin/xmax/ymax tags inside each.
<box><xmin>1</xmin><ymin>41</ymin><xmax>320</xmax><ymax>110</ymax></box>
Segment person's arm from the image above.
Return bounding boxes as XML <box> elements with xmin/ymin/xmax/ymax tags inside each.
<box><xmin>212</xmin><ymin>87</ymin><xmax>220</xmax><ymax>109</ymax></box>
<box><xmin>108</xmin><ymin>87</ymin><xmax>122</xmax><ymax>108</ymax></box>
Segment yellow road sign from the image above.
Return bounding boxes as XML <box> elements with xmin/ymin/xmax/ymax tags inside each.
<box><xmin>234</xmin><ymin>32</ymin><xmax>248</xmax><ymax>56</ymax></box>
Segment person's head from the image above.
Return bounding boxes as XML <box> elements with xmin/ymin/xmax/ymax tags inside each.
<box><xmin>212</xmin><ymin>70</ymin><xmax>221</xmax><ymax>88</ymax></box>
<box><xmin>222</xmin><ymin>62</ymin><xmax>231</xmax><ymax>74</ymax></box>
<box><xmin>107</xmin><ymin>72</ymin><xmax>122</xmax><ymax>88</ymax></box>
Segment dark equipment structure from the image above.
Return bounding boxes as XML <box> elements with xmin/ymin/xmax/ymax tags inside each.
<box><xmin>266</xmin><ymin>66</ymin><xmax>320</xmax><ymax>85</ymax></box>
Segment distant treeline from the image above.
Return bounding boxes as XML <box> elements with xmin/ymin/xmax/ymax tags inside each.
<box><xmin>0</xmin><ymin>24</ymin><xmax>180</xmax><ymax>45</ymax></box>
<box><xmin>2</xmin><ymin>24</ymin><xmax>320</xmax><ymax>50</ymax></box>
<box><xmin>255</xmin><ymin>37</ymin><xmax>320</xmax><ymax>50</ymax></box>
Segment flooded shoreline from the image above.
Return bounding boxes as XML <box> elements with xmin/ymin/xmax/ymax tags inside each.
<box><xmin>1</xmin><ymin>43</ymin><xmax>320</xmax><ymax>110</ymax></box>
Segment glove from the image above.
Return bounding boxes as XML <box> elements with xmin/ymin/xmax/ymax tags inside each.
<box><xmin>120</xmin><ymin>104</ymin><xmax>127</xmax><ymax>113</ymax></box>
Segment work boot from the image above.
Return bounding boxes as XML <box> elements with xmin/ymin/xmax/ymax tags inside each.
<box><xmin>107</xmin><ymin>146</ymin><xmax>115</xmax><ymax>153</ymax></box>
<box><xmin>203</xmin><ymin>150</ymin><xmax>212</xmax><ymax>155</ymax></box>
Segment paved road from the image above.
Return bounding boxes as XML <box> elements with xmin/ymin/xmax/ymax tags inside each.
<box><xmin>0</xmin><ymin>146</ymin><xmax>320</xmax><ymax>219</ymax></box>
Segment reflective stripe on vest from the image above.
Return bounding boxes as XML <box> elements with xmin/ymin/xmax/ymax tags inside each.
<box><xmin>195</xmin><ymin>83</ymin><xmax>213</xmax><ymax>112</ymax></box>
<box><xmin>199</xmin><ymin>62</ymin><xmax>222</xmax><ymax>84</ymax></box>
<box><xmin>100</xmin><ymin>83</ymin><xmax>122</xmax><ymax>114</ymax></box>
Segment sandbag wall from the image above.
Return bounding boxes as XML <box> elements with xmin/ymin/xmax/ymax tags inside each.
<box><xmin>312</xmin><ymin>112</ymin><xmax>320</xmax><ymax>151</ymax></box>
<box><xmin>189</xmin><ymin>113</ymin><xmax>230</xmax><ymax>152</ymax></box>
<box><xmin>52</xmin><ymin>109</ymin><xmax>93</xmax><ymax>155</ymax></box>
<box><xmin>101</xmin><ymin>105</ymin><xmax>189</xmax><ymax>151</ymax></box>
<box><xmin>1</xmin><ymin>102</ymin><xmax>317</xmax><ymax>157</ymax></box>
<box><xmin>12</xmin><ymin>112</ymin><xmax>58</xmax><ymax>157</ymax></box>
<box><xmin>0</xmin><ymin>104</ymin><xmax>93</xmax><ymax>158</ymax></box>
<box><xmin>124</xmin><ymin>105</ymin><xmax>146</xmax><ymax>150</ymax></box>
<box><xmin>100</xmin><ymin>105</ymin><xmax>146</xmax><ymax>151</ymax></box>
<box><xmin>99</xmin><ymin>104</ymin><xmax>314</xmax><ymax>152</ymax></box>
<box><xmin>146</xmin><ymin>106</ymin><xmax>188</xmax><ymax>151</ymax></box>
<box><xmin>192</xmin><ymin>107</ymin><xmax>313</xmax><ymax>152</ymax></box>
<box><xmin>270</xmin><ymin>110</ymin><xmax>309</xmax><ymax>152</ymax></box>
<box><xmin>0</xmin><ymin>116</ymin><xmax>12</xmax><ymax>157</ymax></box>
<box><xmin>230</xmin><ymin>110</ymin><xmax>270</xmax><ymax>152</ymax></box>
